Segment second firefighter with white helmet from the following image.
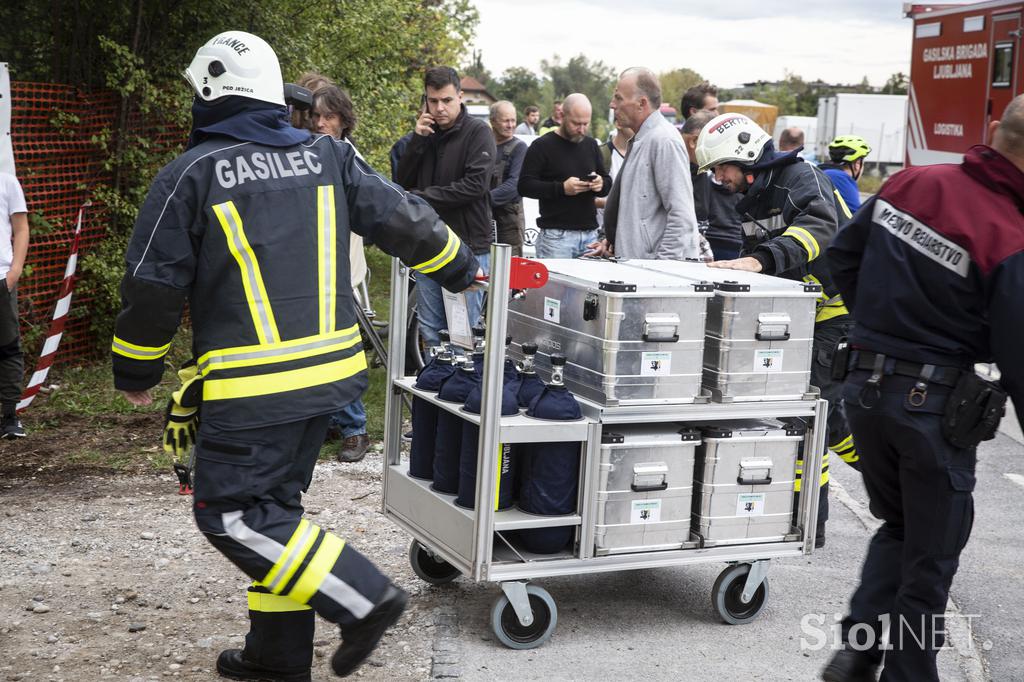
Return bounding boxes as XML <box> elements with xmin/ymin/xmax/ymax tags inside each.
<box><xmin>696</xmin><ymin>112</ymin><xmax>859</xmax><ymax>547</ymax></box>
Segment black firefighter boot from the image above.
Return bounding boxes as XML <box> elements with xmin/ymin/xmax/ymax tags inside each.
<box><xmin>217</xmin><ymin>585</ymin><xmax>315</xmax><ymax>682</ymax></box>
<box><xmin>331</xmin><ymin>584</ymin><xmax>408</xmax><ymax>677</ymax></box>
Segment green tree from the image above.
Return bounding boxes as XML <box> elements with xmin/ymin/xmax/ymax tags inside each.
<box><xmin>658</xmin><ymin>68</ymin><xmax>706</xmax><ymax>112</ymax></box>
<box><xmin>541</xmin><ymin>54</ymin><xmax>616</xmax><ymax>110</ymax></box>
<box><xmin>883</xmin><ymin>72</ymin><xmax>908</xmax><ymax>95</ymax></box>
<box><xmin>462</xmin><ymin>49</ymin><xmax>493</xmax><ymax>88</ymax></box>
<box><xmin>0</xmin><ymin>0</ymin><xmax>479</xmax><ymax>349</ymax></box>
<box><xmin>494</xmin><ymin>66</ymin><xmax>544</xmax><ymax>114</ymax></box>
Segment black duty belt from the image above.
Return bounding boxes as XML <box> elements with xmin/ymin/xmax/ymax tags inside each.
<box><xmin>850</xmin><ymin>351</ymin><xmax>960</xmax><ymax>387</ymax></box>
<box><xmin>850</xmin><ymin>350</ymin><xmax>963</xmax><ymax>408</ymax></box>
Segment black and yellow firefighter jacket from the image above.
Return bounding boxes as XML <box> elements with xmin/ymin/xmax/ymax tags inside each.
<box><xmin>737</xmin><ymin>159</ymin><xmax>854</xmax><ymax>324</ymax></box>
<box><xmin>112</xmin><ymin>134</ymin><xmax>478</xmax><ymax>428</ymax></box>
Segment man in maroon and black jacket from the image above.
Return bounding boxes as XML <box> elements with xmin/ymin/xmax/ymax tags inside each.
<box><xmin>821</xmin><ymin>95</ymin><xmax>1024</xmax><ymax>682</ymax></box>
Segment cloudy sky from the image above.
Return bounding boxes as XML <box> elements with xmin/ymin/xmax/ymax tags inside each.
<box><xmin>471</xmin><ymin>0</ymin><xmax>914</xmax><ymax>88</ymax></box>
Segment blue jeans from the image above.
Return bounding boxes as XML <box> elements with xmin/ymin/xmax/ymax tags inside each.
<box><xmin>329</xmin><ymin>398</ymin><xmax>366</xmax><ymax>438</ymax></box>
<box><xmin>535</xmin><ymin>228</ymin><xmax>598</xmax><ymax>259</ymax></box>
<box><xmin>417</xmin><ymin>251</ymin><xmax>489</xmax><ymax>347</ymax></box>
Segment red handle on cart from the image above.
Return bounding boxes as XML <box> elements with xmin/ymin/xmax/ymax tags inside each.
<box><xmin>474</xmin><ymin>257</ymin><xmax>548</xmax><ymax>289</ymax></box>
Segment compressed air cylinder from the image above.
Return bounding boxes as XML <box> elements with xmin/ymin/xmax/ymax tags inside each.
<box><xmin>516</xmin><ymin>342</ymin><xmax>545</xmax><ymax>409</ymax></box>
<box><xmin>432</xmin><ymin>358</ymin><xmax>479</xmax><ymax>494</ymax></box>
<box><xmin>455</xmin><ymin>336</ymin><xmax>521</xmax><ymax>510</ymax></box>
<box><xmin>517</xmin><ymin>354</ymin><xmax>583</xmax><ymax>554</ymax></box>
<box><xmin>409</xmin><ymin>332</ymin><xmax>456</xmax><ymax>480</ymax></box>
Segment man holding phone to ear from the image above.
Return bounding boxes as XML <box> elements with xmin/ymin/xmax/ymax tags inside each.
<box><xmin>396</xmin><ymin>67</ymin><xmax>496</xmax><ymax>348</ymax></box>
<box><xmin>518</xmin><ymin>93</ymin><xmax>610</xmax><ymax>259</ymax></box>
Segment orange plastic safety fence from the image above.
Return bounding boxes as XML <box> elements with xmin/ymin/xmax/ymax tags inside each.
<box><xmin>10</xmin><ymin>81</ymin><xmax>186</xmax><ymax>370</ymax></box>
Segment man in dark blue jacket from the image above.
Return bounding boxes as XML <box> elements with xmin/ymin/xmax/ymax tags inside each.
<box><xmin>822</xmin><ymin>96</ymin><xmax>1024</xmax><ymax>682</ymax></box>
<box><xmin>113</xmin><ymin>31</ymin><xmax>479</xmax><ymax>681</ymax></box>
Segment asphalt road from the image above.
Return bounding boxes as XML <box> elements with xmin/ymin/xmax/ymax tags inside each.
<box><xmin>416</xmin><ymin>426</ymin><xmax>1024</xmax><ymax>680</ymax></box>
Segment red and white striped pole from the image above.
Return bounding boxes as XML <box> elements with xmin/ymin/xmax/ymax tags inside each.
<box><xmin>17</xmin><ymin>201</ymin><xmax>90</xmax><ymax>412</ymax></box>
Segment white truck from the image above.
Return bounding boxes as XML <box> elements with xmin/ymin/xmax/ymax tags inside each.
<box><xmin>815</xmin><ymin>93</ymin><xmax>908</xmax><ymax>171</ymax></box>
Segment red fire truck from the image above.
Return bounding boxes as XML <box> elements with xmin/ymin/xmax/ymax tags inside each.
<box><xmin>905</xmin><ymin>1</ymin><xmax>1023</xmax><ymax>165</ymax></box>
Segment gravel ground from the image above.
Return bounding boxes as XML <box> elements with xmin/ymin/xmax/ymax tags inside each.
<box><xmin>0</xmin><ymin>446</ymin><xmax>443</xmax><ymax>682</ymax></box>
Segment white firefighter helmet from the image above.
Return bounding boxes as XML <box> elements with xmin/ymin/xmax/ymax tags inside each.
<box><xmin>695</xmin><ymin>113</ymin><xmax>771</xmax><ymax>173</ymax></box>
<box><xmin>183</xmin><ymin>31</ymin><xmax>284</xmax><ymax>106</ymax></box>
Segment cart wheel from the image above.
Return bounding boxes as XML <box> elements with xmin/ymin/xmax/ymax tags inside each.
<box><xmin>408</xmin><ymin>540</ymin><xmax>459</xmax><ymax>585</ymax></box>
<box><xmin>490</xmin><ymin>585</ymin><xmax>558</xmax><ymax>649</ymax></box>
<box><xmin>712</xmin><ymin>563</ymin><xmax>769</xmax><ymax>625</ymax></box>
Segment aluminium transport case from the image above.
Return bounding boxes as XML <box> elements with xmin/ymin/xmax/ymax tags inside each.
<box><xmin>507</xmin><ymin>259</ymin><xmax>714</xmax><ymax>406</ymax></box>
<box><xmin>621</xmin><ymin>260</ymin><xmax>820</xmax><ymax>402</ymax></box>
<box><xmin>692</xmin><ymin>419</ymin><xmax>804</xmax><ymax>546</ymax></box>
<box><xmin>594</xmin><ymin>425</ymin><xmax>700</xmax><ymax>555</ymax></box>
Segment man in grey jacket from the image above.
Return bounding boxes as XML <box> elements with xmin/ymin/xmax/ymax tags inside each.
<box><xmin>587</xmin><ymin>67</ymin><xmax>701</xmax><ymax>260</ymax></box>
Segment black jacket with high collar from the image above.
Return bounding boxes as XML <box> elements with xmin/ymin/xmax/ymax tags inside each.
<box><xmin>395</xmin><ymin>105</ymin><xmax>497</xmax><ymax>254</ymax></box>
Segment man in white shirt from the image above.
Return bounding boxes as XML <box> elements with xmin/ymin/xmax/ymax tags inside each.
<box><xmin>0</xmin><ymin>172</ymin><xmax>29</xmax><ymax>439</ymax></box>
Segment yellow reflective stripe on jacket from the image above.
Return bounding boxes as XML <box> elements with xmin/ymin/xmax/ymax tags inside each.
<box><xmin>834</xmin><ymin>189</ymin><xmax>854</xmax><ymax>220</ymax></box>
<box><xmin>203</xmin><ymin>350</ymin><xmax>367</xmax><ymax>401</ymax></box>
<box><xmin>261</xmin><ymin>519</ymin><xmax>319</xmax><ymax>594</ymax></box>
<box><xmin>213</xmin><ymin>201</ymin><xmax>281</xmax><ymax>345</ymax></box>
<box><xmin>802</xmin><ymin>274</ymin><xmax>849</xmax><ymax>323</ymax></box>
<box><xmin>783</xmin><ymin>226</ymin><xmax>821</xmax><ymax>260</ymax></box>
<box><xmin>288</xmin><ymin>534</ymin><xmax>345</xmax><ymax>604</ymax></box>
<box><xmin>317</xmin><ymin>186</ymin><xmax>337</xmax><ymax>335</ymax></box>
<box><xmin>198</xmin><ymin>325</ymin><xmax>361</xmax><ymax>375</ymax></box>
<box><xmin>111</xmin><ymin>336</ymin><xmax>171</xmax><ymax>361</ymax></box>
<box><xmin>816</xmin><ymin>301</ymin><xmax>850</xmax><ymax>323</ymax></box>
<box><xmin>412</xmin><ymin>226</ymin><xmax>460</xmax><ymax>274</ymax></box>
<box><xmin>247</xmin><ymin>589</ymin><xmax>311</xmax><ymax>613</ymax></box>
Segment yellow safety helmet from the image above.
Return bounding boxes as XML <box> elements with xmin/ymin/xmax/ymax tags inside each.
<box><xmin>828</xmin><ymin>135</ymin><xmax>871</xmax><ymax>163</ymax></box>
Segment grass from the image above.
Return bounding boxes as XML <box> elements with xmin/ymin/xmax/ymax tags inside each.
<box><xmin>857</xmin><ymin>175</ymin><xmax>884</xmax><ymax>196</ymax></box>
<box><xmin>24</xmin><ymin>248</ymin><xmax>401</xmax><ymax>469</ymax></box>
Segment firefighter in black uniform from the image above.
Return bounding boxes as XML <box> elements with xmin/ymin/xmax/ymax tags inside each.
<box><xmin>820</xmin><ymin>97</ymin><xmax>1024</xmax><ymax>682</ymax></box>
<box><xmin>694</xmin><ymin>112</ymin><xmax>858</xmax><ymax>546</ymax></box>
<box><xmin>111</xmin><ymin>31</ymin><xmax>480</xmax><ymax>681</ymax></box>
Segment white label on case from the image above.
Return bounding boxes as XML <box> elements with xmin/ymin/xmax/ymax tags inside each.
<box><xmin>753</xmin><ymin>348</ymin><xmax>784</xmax><ymax>373</ymax></box>
<box><xmin>641</xmin><ymin>351</ymin><xmax>672</xmax><ymax>376</ymax></box>
<box><xmin>736</xmin><ymin>493</ymin><xmax>766</xmax><ymax>516</ymax></box>
<box><xmin>543</xmin><ymin>297</ymin><xmax>561</xmax><ymax>323</ymax></box>
<box><xmin>631</xmin><ymin>499</ymin><xmax>662</xmax><ymax>524</ymax></box>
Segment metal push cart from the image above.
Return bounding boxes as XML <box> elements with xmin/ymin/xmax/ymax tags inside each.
<box><xmin>382</xmin><ymin>244</ymin><xmax>826</xmax><ymax>649</ymax></box>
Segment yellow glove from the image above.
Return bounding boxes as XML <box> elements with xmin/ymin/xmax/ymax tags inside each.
<box><xmin>163</xmin><ymin>401</ymin><xmax>198</xmax><ymax>459</ymax></box>
<box><xmin>163</xmin><ymin>362</ymin><xmax>201</xmax><ymax>460</ymax></box>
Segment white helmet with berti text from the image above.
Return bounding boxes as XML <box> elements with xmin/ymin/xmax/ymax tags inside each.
<box><xmin>695</xmin><ymin>113</ymin><xmax>771</xmax><ymax>173</ymax></box>
<box><xmin>183</xmin><ymin>31</ymin><xmax>285</xmax><ymax>106</ymax></box>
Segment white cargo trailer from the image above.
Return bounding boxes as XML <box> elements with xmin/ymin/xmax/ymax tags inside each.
<box><xmin>815</xmin><ymin>93</ymin><xmax>908</xmax><ymax>169</ymax></box>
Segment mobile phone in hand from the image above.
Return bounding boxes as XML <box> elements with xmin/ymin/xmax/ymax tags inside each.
<box><xmin>587</xmin><ymin>172</ymin><xmax>599</xmax><ymax>181</ymax></box>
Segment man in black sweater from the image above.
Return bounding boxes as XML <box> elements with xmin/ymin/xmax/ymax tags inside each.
<box><xmin>396</xmin><ymin>67</ymin><xmax>496</xmax><ymax>346</ymax></box>
<box><xmin>518</xmin><ymin>93</ymin><xmax>611</xmax><ymax>259</ymax></box>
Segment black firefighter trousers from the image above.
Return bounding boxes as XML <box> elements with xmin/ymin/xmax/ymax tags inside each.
<box><xmin>839</xmin><ymin>370</ymin><xmax>976</xmax><ymax>681</ymax></box>
<box><xmin>192</xmin><ymin>414</ymin><xmax>390</xmax><ymax>674</ymax></box>
<box><xmin>802</xmin><ymin>317</ymin><xmax>858</xmax><ymax>535</ymax></box>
